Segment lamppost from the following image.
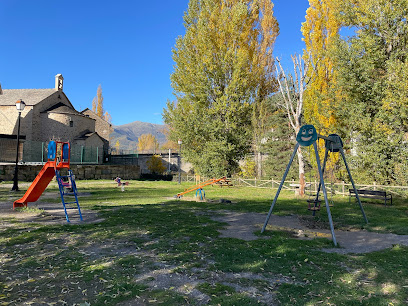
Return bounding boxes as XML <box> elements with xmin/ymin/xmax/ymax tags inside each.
<box><xmin>178</xmin><ymin>139</ymin><xmax>182</xmax><ymax>184</ymax></box>
<box><xmin>11</xmin><ymin>100</ymin><xmax>26</xmax><ymax>191</ymax></box>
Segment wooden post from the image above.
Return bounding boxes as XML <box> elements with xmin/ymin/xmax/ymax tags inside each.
<box><xmin>342</xmin><ymin>181</ymin><xmax>345</xmax><ymax>196</ymax></box>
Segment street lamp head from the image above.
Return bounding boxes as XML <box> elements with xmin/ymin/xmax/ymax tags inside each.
<box><xmin>178</xmin><ymin>139</ymin><xmax>182</xmax><ymax>145</ymax></box>
<box><xmin>16</xmin><ymin>100</ymin><xmax>26</xmax><ymax>112</ymax></box>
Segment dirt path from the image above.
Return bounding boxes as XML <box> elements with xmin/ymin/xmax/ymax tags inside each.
<box><xmin>0</xmin><ymin>192</ymin><xmax>102</xmax><ymax>226</ymax></box>
<box><xmin>210</xmin><ymin>210</ymin><xmax>408</xmax><ymax>254</ymax></box>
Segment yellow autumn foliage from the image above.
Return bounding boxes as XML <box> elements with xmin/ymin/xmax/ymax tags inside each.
<box><xmin>301</xmin><ymin>0</ymin><xmax>341</xmax><ymax>134</ymax></box>
<box><xmin>301</xmin><ymin>0</ymin><xmax>343</xmax><ymax>171</ymax></box>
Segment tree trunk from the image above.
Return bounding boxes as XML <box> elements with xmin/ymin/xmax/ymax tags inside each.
<box><xmin>257</xmin><ymin>151</ymin><xmax>262</xmax><ymax>178</ymax></box>
<box><xmin>297</xmin><ymin>147</ymin><xmax>305</xmax><ymax>196</ymax></box>
<box><xmin>294</xmin><ymin>125</ymin><xmax>305</xmax><ymax>197</ymax></box>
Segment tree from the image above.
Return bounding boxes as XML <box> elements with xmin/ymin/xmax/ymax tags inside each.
<box><xmin>163</xmin><ymin>0</ymin><xmax>279</xmax><ymax>177</ymax></box>
<box><xmin>261</xmin><ymin>96</ymin><xmax>299</xmax><ymax>180</ymax></box>
<box><xmin>252</xmin><ymin>98</ymin><xmax>273</xmax><ymax>178</ymax></box>
<box><xmin>275</xmin><ymin>55</ymin><xmax>313</xmax><ymax>196</ymax></box>
<box><xmin>115</xmin><ymin>140</ymin><xmax>120</xmax><ymax>154</ymax></box>
<box><xmin>96</xmin><ymin>84</ymin><xmax>104</xmax><ymax>118</ymax></box>
<box><xmin>301</xmin><ymin>0</ymin><xmax>341</xmax><ymax>134</ymax></box>
<box><xmin>159</xmin><ymin>126</ymin><xmax>178</xmax><ymax>150</ymax></box>
<box><xmin>147</xmin><ymin>155</ymin><xmax>167</xmax><ymax>175</ymax></box>
<box><xmin>137</xmin><ymin>134</ymin><xmax>159</xmax><ymax>153</ymax></box>
<box><xmin>91</xmin><ymin>84</ymin><xmax>111</xmax><ymax>121</ymax></box>
<box><xmin>238</xmin><ymin>156</ymin><xmax>256</xmax><ymax>178</ymax></box>
<box><xmin>334</xmin><ymin>0</ymin><xmax>408</xmax><ymax>184</ymax></box>
<box><xmin>161</xmin><ymin>140</ymin><xmax>178</xmax><ymax>151</ymax></box>
<box><xmin>104</xmin><ymin>111</ymin><xmax>112</xmax><ymax>123</ymax></box>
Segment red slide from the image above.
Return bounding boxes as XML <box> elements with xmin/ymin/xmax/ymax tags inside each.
<box><xmin>13</xmin><ymin>161</ymin><xmax>57</xmax><ymax>209</ymax></box>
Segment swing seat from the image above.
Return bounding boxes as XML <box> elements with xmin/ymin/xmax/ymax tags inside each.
<box><xmin>307</xmin><ymin>199</ymin><xmax>322</xmax><ymax>203</ymax></box>
<box><xmin>308</xmin><ymin>206</ymin><xmax>320</xmax><ymax>211</ymax></box>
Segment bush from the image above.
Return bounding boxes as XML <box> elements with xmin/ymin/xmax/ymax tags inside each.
<box><xmin>146</xmin><ymin>155</ymin><xmax>166</xmax><ymax>175</ymax></box>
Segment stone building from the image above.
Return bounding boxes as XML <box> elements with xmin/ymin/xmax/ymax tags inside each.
<box><xmin>0</xmin><ymin>74</ymin><xmax>108</xmax><ymax>163</ymax></box>
<box><xmin>80</xmin><ymin>108</ymin><xmax>113</xmax><ymax>155</ymax></box>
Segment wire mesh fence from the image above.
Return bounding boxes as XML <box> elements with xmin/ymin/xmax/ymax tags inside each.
<box><xmin>0</xmin><ymin>139</ymin><xmax>100</xmax><ymax>164</ymax></box>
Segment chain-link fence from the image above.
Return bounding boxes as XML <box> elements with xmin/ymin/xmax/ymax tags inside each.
<box><xmin>0</xmin><ymin>139</ymin><xmax>100</xmax><ymax>164</ymax></box>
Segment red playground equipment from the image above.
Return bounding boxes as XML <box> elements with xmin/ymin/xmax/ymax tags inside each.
<box><xmin>176</xmin><ymin>177</ymin><xmax>228</xmax><ymax>199</ymax></box>
<box><xmin>114</xmin><ymin>177</ymin><xmax>129</xmax><ymax>191</ymax></box>
<box><xmin>13</xmin><ymin>141</ymin><xmax>82</xmax><ymax>222</ymax></box>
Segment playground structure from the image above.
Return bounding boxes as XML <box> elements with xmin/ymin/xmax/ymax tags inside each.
<box><xmin>114</xmin><ymin>177</ymin><xmax>129</xmax><ymax>192</ymax></box>
<box><xmin>261</xmin><ymin>125</ymin><xmax>368</xmax><ymax>246</ymax></box>
<box><xmin>13</xmin><ymin>141</ymin><xmax>83</xmax><ymax>222</ymax></box>
<box><xmin>176</xmin><ymin>177</ymin><xmax>229</xmax><ymax>200</ymax></box>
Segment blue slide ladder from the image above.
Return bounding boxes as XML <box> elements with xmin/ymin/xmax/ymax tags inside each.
<box><xmin>55</xmin><ymin>169</ymin><xmax>83</xmax><ymax>222</ymax></box>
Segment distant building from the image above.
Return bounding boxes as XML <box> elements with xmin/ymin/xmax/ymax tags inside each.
<box><xmin>80</xmin><ymin>108</ymin><xmax>113</xmax><ymax>156</ymax></box>
<box><xmin>0</xmin><ymin>74</ymin><xmax>108</xmax><ymax>163</ymax></box>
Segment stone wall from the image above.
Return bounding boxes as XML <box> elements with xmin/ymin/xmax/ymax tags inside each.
<box><xmin>0</xmin><ymin>105</ymin><xmax>34</xmax><ymax>139</ymax></box>
<box><xmin>40</xmin><ymin>111</ymin><xmax>95</xmax><ymax>143</ymax></box>
<box><xmin>138</xmin><ymin>153</ymin><xmax>193</xmax><ymax>174</ymax></box>
<box><xmin>0</xmin><ymin>164</ymin><xmax>140</xmax><ymax>182</ymax></box>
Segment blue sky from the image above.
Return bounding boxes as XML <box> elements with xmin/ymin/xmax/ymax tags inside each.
<box><xmin>0</xmin><ymin>0</ymin><xmax>309</xmax><ymax>126</ymax></box>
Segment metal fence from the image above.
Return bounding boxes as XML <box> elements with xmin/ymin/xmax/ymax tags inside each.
<box><xmin>108</xmin><ymin>154</ymin><xmax>139</xmax><ymax>165</ymax></box>
<box><xmin>110</xmin><ymin>148</ymin><xmax>180</xmax><ymax>155</ymax></box>
<box><xmin>0</xmin><ymin>139</ymin><xmax>100</xmax><ymax>164</ymax></box>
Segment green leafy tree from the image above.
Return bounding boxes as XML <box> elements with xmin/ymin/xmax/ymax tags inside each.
<box><xmin>163</xmin><ymin>0</ymin><xmax>279</xmax><ymax>177</ymax></box>
<box><xmin>261</xmin><ymin>96</ymin><xmax>299</xmax><ymax>180</ymax></box>
<box><xmin>334</xmin><ymin>0</ymin><xmax>408</xmax><ymax>184</ymax></box>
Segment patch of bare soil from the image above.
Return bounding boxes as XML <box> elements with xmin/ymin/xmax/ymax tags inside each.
<box><xmin>0</xmin><ymin>192</ymin><xmax>102</xmax><ymax>227</ymax></box>
<box><xmin>208</xmin><ymin>210</ymin><xmax>408</xmax><ymax>254</ymax></box>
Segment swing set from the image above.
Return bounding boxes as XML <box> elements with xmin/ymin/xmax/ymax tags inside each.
<box><xmin>306</xmin><ymin>138</ymin><xmax>337</xmax><ymax>214</ymax></box>
<box><xmin>261</xmin><ymin>125</ymin><xmax>368</xmax><ymax>246</ymax></box>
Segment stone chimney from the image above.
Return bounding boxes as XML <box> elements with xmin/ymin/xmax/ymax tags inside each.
<box><xmin>55</xmin><ymin>74</ymin><xmax>64</xmax><ymax>91</ymax></box>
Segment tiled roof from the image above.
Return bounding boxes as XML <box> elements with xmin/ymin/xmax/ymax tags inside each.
<box><xmin>0</xmin><ymin>89</ymin><xmax>56</xmax><ymax>106</ymax></box>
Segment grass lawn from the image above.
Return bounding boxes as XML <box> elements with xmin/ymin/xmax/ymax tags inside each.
<box><xmin>0</xmin><ymin>180</ymin><xmax>407</xmax><ymax>305</ymax></box>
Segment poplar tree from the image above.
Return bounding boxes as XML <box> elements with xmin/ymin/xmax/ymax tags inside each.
<box><xmin>115</xmin><ymin>140</ymin><xmax>120</xmax><ymax>154</ymax></box>
<box><xmin>163</xmin><ymin>0</ymin><xmax>279</xmax><ymax>177</ymax></box>
<box><xmin>301</xmin><ymin>0</ymin><xmax>343</xmax><ymax>177</ymax></box>
<box><xmin>91</xmin><ymin>84</ymin><xmax>111</xmax><ymax>121</ymax></box>
<box><xmin>96</xmin><ymin>84</ymin><xmax>104</xmax><ymax>118</ymax></box>
<box><xmin>301</xmin><ymin>0</ymin><xmax>341</xmax><ymax>133</ymax></box>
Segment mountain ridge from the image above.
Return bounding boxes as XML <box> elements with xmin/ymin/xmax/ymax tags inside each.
<box><xmin>110</xmin><ymin>121</ymin><xmax>167</xmax><ymax>152</ymax></box>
